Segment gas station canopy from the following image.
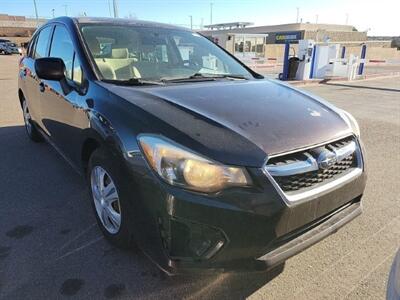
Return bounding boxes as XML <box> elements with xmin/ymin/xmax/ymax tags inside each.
<box><xmin>204</xmin><ymin>22</ymin><xmax>254</xmax><ymax>30</ymax></box>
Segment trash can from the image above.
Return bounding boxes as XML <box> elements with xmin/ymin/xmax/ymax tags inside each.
<box><xmin>288</xmin><ymin>57</ymin><xmax>300</xmax><ymax>80</ymax></box>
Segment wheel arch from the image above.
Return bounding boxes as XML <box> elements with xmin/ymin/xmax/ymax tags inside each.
<box><xmin>81</xmin><ymin>136</ymin><xmax>101</xmax><ymax>172</ymax></box>
<box><xmin>80</xmin><ymin>119</ymin><xmax>128</xmax><ymax>173</ymax></box>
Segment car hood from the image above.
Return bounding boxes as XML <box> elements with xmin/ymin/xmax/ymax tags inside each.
<box><xmin>100</xmin><ymin>79</ymin><xmax>352</xmax><ymax>167</ymax></box>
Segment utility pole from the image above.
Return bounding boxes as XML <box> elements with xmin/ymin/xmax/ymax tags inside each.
<box><xmin>296</xmin><ymin>7</ymin><xmax>299</xmax><ymax>23</ymax></box>
<box><xmin>210</xmin><ymin>2</ymin><xmax>213</xmax><ymax>25</ymax></box>
<box><xmin>107</xmin><ymin>0</ymin><xmax>112</xmax><ymax>17</ymax></box>
<box><xmin>113</xmin><ymin>0</ymin><xmax>119</xmax><ymax>18</ymax></box>
<box><xmin>33</xmin><ymin>0</ymin><xmax>39</xmax><ymax>21</ymax></box>
<box><xmin>63</xmin><ymin>4</ymin><xmax>68</xmax><ymax>16</ymax></box>
<box><xmin>315</xmin><ymin>14</ymin><xmax>318</xmax><ymax>24</ymax></box>
<box><xmin>345</xmin><ymin>13</ymin><xmax>349</xmax><ymax>25</ymax></box>
<box><xmin>52</xmin><ymin>8</ymin><xmax>55</xmax><ymax>18</ymax></box>
<box><xmin>189</xmin><ymin>15</ymin><xmax>193</xmax><ymax>30</ymax></box>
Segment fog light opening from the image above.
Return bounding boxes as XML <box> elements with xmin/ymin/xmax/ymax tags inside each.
<box><xmin>170</xmin><ymin>218</ymin><xmax>226</xmax><ymax>260</ymax></box>
<box><xmin>204</xmin><ymin>240</ymin><xmax>224</xmax><ymax>259</ymax></box>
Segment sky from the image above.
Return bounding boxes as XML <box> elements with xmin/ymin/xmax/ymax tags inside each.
<box><xmin>1</xmin><ymin>0</ymin><xmax>399</xmax><ymax>36</ymax></box>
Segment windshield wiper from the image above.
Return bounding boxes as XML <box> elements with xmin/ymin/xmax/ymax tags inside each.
<box><xmin>210</xmin><ymin>74</ymin><xmax>248</xmax><ymax>80</ymax></box>
<box><xmin>102</xmin><ymin>78</ymin><xmax>164</xmax><ymax>86</ymax></box>
<box><xmin>161</xmin><ymin>73</ymin><xmax>217</xmax><ymax>83</ymax></box>
<box><xmin>161</xmin><ymin>73</ymin><xmax>248</xmax><ymax>83</ymax></box>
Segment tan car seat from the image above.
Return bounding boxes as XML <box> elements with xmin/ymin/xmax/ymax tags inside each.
<box><xmin>84</xmin><ymin>33</ymin><xmax>140</xmax><ymax>80</ymax></box>
<box><xmin>102</xmin><ymin>48</ymin><xmax>140</xmax><ymax>80</ymax></box>
<box><xmin>95</xmin><ymin>59</ymin><xmax>116</xmax><ymax>79</ymax></box>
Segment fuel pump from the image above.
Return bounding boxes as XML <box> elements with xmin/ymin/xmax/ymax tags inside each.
<box><xmin>280</xmin><ymin>38</ymin><xmax>367</xmax><ymax>81</ymax></box>
<box><xmin>295</xmin><ymin>40</ymin><xmax>315</xmax><ymax>80</ymax></box>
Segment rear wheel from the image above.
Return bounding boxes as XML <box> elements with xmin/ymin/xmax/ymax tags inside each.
<box><xmin>22</xmin><ymin>99</ymin><xmax>43</xmax><ymax>142</ymax></box>
<box><xmin>88</xmin><ymin>148</ymin><xmax>134</xmax><ymax>248</ymax></box>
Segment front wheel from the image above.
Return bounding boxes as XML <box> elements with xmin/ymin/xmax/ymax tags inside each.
<box><xmin>87</xmin><ymin>148</ymin><xmax>135</xmax><ymax>248</ymax></box>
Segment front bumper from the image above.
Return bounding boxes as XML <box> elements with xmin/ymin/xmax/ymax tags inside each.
<box><xmin>257</xmin><ymin>198</ymin><xmax>361</xmax><ymax>267</ymax></box>
<box><xmin>125</xmin><ymin>151</ymin><xmax>367</xmax><ymax>274</ymax></box>
<box><xmin>163</xmin><ymin>196</ymin><xmax>363</xmax><ymax>274</ymax></box>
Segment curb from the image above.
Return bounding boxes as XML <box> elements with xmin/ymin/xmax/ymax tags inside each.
<box><xmin>288</xmin><ymin>72</ymin><xmax>400</xmax><ymax>87</ymax></box>
<box><xmin>369</xmin><ymin>59</ymin><xmax>386</xmax><ymax>63</ymax></box>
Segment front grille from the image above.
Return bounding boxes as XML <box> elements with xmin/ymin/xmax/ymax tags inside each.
<box><xmin>274</xmin><ymin>154</ymin><xmax>355</xmax><ymax>192</ymax></box>
<box><xmin>265</xmin><ymin>136</ymin><xmax>359</xmax><ymax>194</ymax></box>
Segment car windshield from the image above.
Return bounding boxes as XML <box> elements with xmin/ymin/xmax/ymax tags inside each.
<box><xmin>79</xmin><ymin>24</ymin><xmax>253</xmax><ymax>82</ymax></box>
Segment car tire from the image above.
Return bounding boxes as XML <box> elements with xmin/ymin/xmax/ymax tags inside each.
<box><xmin>22</xmin><ymin>99</ymin><xmax>43</xmax><ymax>142</ymax></box>
<box><xmin>87</xmin><ymin>147</ymin><xmax>135</xmax><ymax>249</ymax></box>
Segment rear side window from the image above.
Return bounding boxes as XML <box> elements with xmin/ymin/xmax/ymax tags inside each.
<box><xmin>50</xmin><ymin>25</ymin><xmax>74</xmax><ymax>80</ymax></box>
<box><xmin>28</xmin><ymin>35</ymin><xmax>38</xmax><ymax>57</ymax></box>
<box><xmin>33</xmin><ymin>26</ymin><xmax>53</xmax><ymax>59</ymax></box>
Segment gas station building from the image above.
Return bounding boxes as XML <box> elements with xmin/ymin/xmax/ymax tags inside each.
<box><xmin>200</xmin><ymin>22</ymin><xmax>399</xmax><ymax>81</ymax></box>
<box><xmin>199</xmin><ymin>22</ymin><xmax>395</xmax><ymax>63</ymax></box>
<box><xmin>201</xmin><ymin>22</ymin><xmax>368</xmax><ymax>45</ymax></box>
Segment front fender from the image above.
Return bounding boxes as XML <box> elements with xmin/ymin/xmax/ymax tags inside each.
<box><xmin>81</xmin><ymin>110</ymin><xmax>130</xmax><ymax>166</ymax></box>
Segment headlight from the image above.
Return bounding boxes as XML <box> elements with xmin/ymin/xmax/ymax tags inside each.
<box><xmin>341</xmin><ymin>110</ymin><xmax>360</xmax><ymax>137</ymax></box>
<box><xmin>138</xmin><ymin>135</ymin><xmax>252</xmax><ymax>193</ymax></box>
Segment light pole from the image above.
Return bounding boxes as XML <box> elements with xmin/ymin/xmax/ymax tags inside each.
<box><xmin>315</xmin><ymin>14</ymin><xmax>318</xmax><ymax>24</ymax></box>
<box><xmin>33</xmin><ymin>0</ymin><xmax>39</xmax><ymax>21</ymax></box>
<box><xmin>296</xmin><ymin>7</ymin><xmax>299</xmax><ymax>23</ymax></box>
<box><xmin>189</xmin><ymin>15</ymin><xmax>193</xmax><ymax>30</ymax></box>
<box><xmin>52</xmin><ymin>8</ymin><xmax>55</xmax><ymax>18</ymax></box>
<box><xmin>210</xmin><ymin>2</ymin><xmax>213</xmax><ymax>25</ymax></box>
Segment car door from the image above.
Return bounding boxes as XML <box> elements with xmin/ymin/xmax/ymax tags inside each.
<box><xmin>20</xmin><ymin>25</ymin><xmax>53</xmax><ymax>130</ymax></box>
<box><xmin>39</xmin><ymin>24</ymin><xmax>88</xmax><ymax>165</ymax></box>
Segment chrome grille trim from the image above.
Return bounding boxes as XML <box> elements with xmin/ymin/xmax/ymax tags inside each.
<box><xmin>265</xmin><ymin>152</ymin><xmax>319</xmax><ymax>177</ymax></box>
<box><xmin>265</xmin><ymin>140</ymin><xmax>357</xmax><ymax>177</ymax></box>
<box><xmin>262</xmin><ymin>135</ymin><xmax>363</xmax><ymax>205</ymax></box>
<box><xmin>333</xmin><ymin>141</ymin><xmax>356</xmax><ymax>161</ymax></box>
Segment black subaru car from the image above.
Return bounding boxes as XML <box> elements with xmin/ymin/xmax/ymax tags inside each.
<box><xmin>18</xmin><ymin>17</ymin><xmax>366</xmax><ymax>274</ymax></box>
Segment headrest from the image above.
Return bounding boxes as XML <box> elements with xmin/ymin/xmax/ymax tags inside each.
<box><xmin>95</xmin><ymin>59</ymin><xmax>116</xmax><ymax>80</ymax></box>
<box><xmin>112</xmin><ymin>48</ymin><xmax>129</xmax><ymax>59</ymax></box>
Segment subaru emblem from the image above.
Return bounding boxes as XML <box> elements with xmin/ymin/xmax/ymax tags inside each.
<box><xmin>317</xmin><ymin>149</ymin><xmax>337</xmax><ymax>169</ymax></box>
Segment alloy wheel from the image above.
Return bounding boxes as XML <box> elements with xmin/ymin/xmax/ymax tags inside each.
<box><xmin>90</xmin><ymin>166</ymin><xmax>122</xmax><ymax>234</ymax></box>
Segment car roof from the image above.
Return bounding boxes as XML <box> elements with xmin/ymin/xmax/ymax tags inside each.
<box><xmin>49</xmin><ymin>16</ymin><xmax>190</xmax><ymax>32</ymax></box>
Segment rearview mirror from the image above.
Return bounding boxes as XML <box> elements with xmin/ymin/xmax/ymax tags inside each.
<box><xmin>35</xmin><ymin>57</ymin><xmax>65</xmax><ymax>81</ymax></box>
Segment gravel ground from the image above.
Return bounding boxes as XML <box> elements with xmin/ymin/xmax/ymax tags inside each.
<box><xmin>0</xmin><ymin>55</ymin><xmax>399</xmax><ymax>299</ymax></box>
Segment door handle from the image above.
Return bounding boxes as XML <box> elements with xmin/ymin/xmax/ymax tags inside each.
<box><xmin>39</xmin><ymin>82</ymin><xmax>45</xmax><ymax>93</ymax></box>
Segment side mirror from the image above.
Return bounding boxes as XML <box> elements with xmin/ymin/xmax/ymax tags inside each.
<box><xmin>35</xmin><ymin>57</ymin><xmax>66</xmax><ymax>81</ymax></box>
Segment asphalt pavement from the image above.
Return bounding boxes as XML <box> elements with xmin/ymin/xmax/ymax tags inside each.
<box><xmin>0</xmin><ymin>55</ymin><xmax>399</xmax><ymax>299</ymax></box>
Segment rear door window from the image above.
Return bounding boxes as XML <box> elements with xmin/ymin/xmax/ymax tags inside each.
<box><xmin>28</xmin><ymin>35</ymin><xmax>38</xmax><ymax>57</ymax></box>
